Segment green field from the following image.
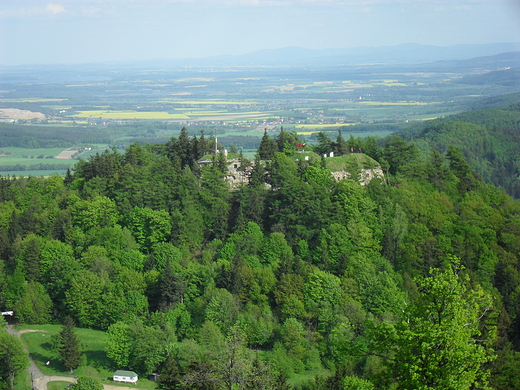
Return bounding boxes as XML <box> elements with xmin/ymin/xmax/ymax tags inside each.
<box><xmin>0</xmin><ymin>147</ymin><xmax>71</xmax><ymax>161</ymax></box>
<box><xmin>357</xmin><ymin>101</ymin><xmax>429</xmax><ymax>106</ymax></box>
<box><xmin>71</xmin><ymin>111</ymin><xmax>190</xmax><ymax>120</ymax></box>
<box><xmin>18</xmin><ymin>325</ymin><xmax>156</xmax><ymax>390</ymax></box>
<box><xmin>295</xmin><ymin>123</ymin><xmax>357</xmax><ymax>129</ymax></box>
<box><xmin>0</xmin><ymin>147</ymin><xmax>105</xmax><ymax>177</ymax></box>
<box><xmin>0</xmin><ymin>170</ymin><xmax>68</xmax><ymax>177</ymax></box>
<box><xmin>48</xmin><ymin>381</ymin><xmax>72</xmax><ymax>390</ymax></box>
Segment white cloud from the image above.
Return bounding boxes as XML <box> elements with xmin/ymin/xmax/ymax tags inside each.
<box><xmin>0</xmin><ymin>2</ymin><xmax>66</xmax><ymax>18</ymax></box>
<box><xmin>46</xmin><ymin>3</ymin><xmax>66</xmax><ymax>14</ymax></box>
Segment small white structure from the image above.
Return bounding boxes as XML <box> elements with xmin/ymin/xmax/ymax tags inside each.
<box><xmin>113</xmin><ymin>370</ymin><xmax>138</xmax><ymax>384</ymax></box>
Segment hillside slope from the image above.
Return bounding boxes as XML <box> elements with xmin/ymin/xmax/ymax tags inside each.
<box><xmin>400</xmin><ymin>100</ymin><xmax>520</xmax><ymax>198</ymax></box>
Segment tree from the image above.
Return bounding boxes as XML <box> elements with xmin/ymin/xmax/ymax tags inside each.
<box><xmin>257</xmin><ymin>130</ymin><xmax>278</xmax><ymax>160</ymax></box>
<box><xmin>334</xmin><ymin>129</ymin><xmax>349</xmax><ymax>156</ymax></box>
<box><xmin>58</xmin><ymin>316</ymin><xmax>81</xmax><ymax>374</ymax></box>
<box><xmin>314</xmin><ymin>132</ymin><xmax>332</xmax><ymax>156</ymax></box>
<box><xmin>65</xmin><ymin>270</ymin><xmax>104</xmax><ymax>328</ymax></box>
<box><xmin>158</xmin><ymin>259</ymin><xmax>187</xmax><ymax>311</ymax></box>
<box><xmin>0</xmin><ymin>330</ymin><xmax>29</xmax><ymax>390</ymax></box>
<box><xmin>14</xmin><ymin>281</ymin><xmax>52</xmax><ymax>324</ymax></box>
<box><xmin>382</xmin><ymin>135</ymin><xmax>419</xmax><ymax>174</ymax></box>
<box><xmin>446</xmin><ymin>146</ymin><xmax>478</xmax><ymax>194</ymax></box>
<box><xmin>342</xmin><ymin>375</ymin><xmax>374</xmax><ymax>390</ymax></box>
<box><xmin>72</xmin><ymin>376</ymin><xmax>103</xmax><ymax>390</ymax></box>
<box><xmin>427</xmin><ymin>148</ymin><xmax>450</xmax><ymax>190</ymax></box>
<box><xmin>106</xmin><ymin>319</ymin><xmax>170</xmax><ymax>376</ymax></box>
<box><xmin>186</xmin><ymin>324</ymin><xmax>275</xmax><ymax>390</ymax></box>
<box><xmin>249</xmin><ymin>154</ymin><xmax>265</xmax><ymax>188</ymax></box>
<box><xmin>361</xmin><ymin>262</ymin><xmax>496</xmax><ymax>389</ymax></box>
<box><xmin>124</xmin><ymin>206</ymin><xmax>172</xmax><ymax>252</ymax></box>
<box><xmin>106</xmin><ymin>321</ymin><xmax>132</xmax><ymax>368</ymax></box>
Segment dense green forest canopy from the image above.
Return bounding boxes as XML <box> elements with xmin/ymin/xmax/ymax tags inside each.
<box><xmin>1</xmin><ymin>125</ymin><xmax>520</xmax><ymax>389</ymax></box>
<box><xmin>0</xmin><ymin>123</ymin><xmax>112</xmax><ymax>148</ymax></box>
<box><xmin>397</xmin><ymin>99</ymin><xmax>520</xmax><ymax>198</ymax></box>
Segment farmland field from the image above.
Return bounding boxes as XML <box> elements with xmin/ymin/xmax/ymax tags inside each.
<box><xmin>71</xmin><ymin>110</ymin><xmax>190</xmax><ymax>120</ymax></box>
<box><xmin>0</xmin><ymin>61</ymin><xmax>518</xmax><ymax>176</ymax></box>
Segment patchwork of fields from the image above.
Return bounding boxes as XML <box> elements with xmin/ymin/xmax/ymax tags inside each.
<box><xmin>0</xmin><ymin>63</ymin><xmax>517</xmax><ymax>176</ymax></box>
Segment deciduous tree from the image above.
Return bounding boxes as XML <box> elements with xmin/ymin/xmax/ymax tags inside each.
<box><xmin>362</xmin><ymin>262</ymin><xmax>496</xmax><ymax>389</ymax></box>
<box><xmin>72</xmin><ymin>376</ymin><xmax>103</xmax><ymax>390</ymax></box>
<box><xmin>0</xmin><ymin>330</ymin><xmax>29</xmax><ymax>390</ymax></box>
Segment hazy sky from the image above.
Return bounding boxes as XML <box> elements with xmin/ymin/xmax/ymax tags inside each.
<box><xmin>1</xmin><ymin>0</ymin><xmax>519</xmax><ymax>65</ymax></box>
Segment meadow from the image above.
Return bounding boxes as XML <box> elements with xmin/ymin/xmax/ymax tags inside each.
<box><xmin>18</xmin><ymin>325</ymin><xmax>156</xmax><ymax>390</ymax></box>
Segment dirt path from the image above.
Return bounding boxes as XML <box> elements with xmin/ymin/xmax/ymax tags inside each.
<box><xmin>7</xmin><ymin>326</ymin><xmax>146</xmax><ymax>390</ymax></box>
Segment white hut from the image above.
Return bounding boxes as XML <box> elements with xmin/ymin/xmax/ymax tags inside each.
<box><xmin>113</xmin><ymin>370</ymin><xmax>138</xmax><ymax>384</ymax></box>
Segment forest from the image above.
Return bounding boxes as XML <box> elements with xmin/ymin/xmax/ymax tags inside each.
<box><xmin>398</xmin><ymin>98</ymin><xmax>520</xmax><ymax>199</ymax></box>
<box><xmin>1</xmin><ymin>113</ymin><xmax>520</xmax><ymax>390</ymax></box>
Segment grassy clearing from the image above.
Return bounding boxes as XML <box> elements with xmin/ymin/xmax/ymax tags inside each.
<box><xmin>20</xmin><ymin>325</ymin><xmax>110</xmax><ymax>377</ymax></box>
<box><xmin>0</xmin><ymin>146</ymin><xmax>76</xmax><ymax>175</ymax></box>
<box><xmin>0</xmin><ymin>147</ymin><xmax>66</xmax><ymax>157</ymax></box>
<box><xmin>48</xmin><ymin>381</ymin><xmax>72</xmax><ymax>390</ymax></box>
<box><xmin>0</xmin><ymin>170</ymin><xmax>68</xmax><ymax>177</ymax></box>
<box><xmin>325</xmin><ymin>153</ymin><xmax>381</xmax><ymax>172</ymax></box>
<box><xmin>18</xmin><ymin>325</ymin><xmax>156</xmax><ymax>390</ymax></box>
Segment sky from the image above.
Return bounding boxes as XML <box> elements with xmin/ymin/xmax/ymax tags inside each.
<box><xmin>0</xmin><ymin>0</ymin><xmax>519</xmax><ymax>65</ymax></box>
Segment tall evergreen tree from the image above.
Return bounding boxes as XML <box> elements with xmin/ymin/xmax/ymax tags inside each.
<box><xmin>59</xmin><ymin>315</ymin><xmax>81</xmax><ymax>373</ymax></box>
<box><xmin>446</xmin><ymin>146</ymin><xmax>478</xmax><ymax>194</ymax></box>
<box><xmin>314</xmin><ymin>132</ymin><xmax>332</xmax><ymax>156</ymax></box>
<box><xmin>249</xmin><ymin>154</ymin><xmax>265</xmax><ymax>188</ymax></box>
<box><xmin>334</xmin><ymin>129</ymin><xmax>349</xmax><ymax>156</ymax></box>
<box><xmin>159</xmin><ymin>260</ymin><xmax>187</xmax><ymax>312</ymax></box>
<box><xmin>257</xmin><ymin>130</ymin><xmax>278</xmax><ymax>160</ymax></box>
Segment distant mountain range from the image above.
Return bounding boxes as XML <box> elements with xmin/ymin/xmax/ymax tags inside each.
<box><xmin>137</xmin><ymin>42</ymin><xmax>520</xmax><ymax>69</ymax></box>
<box><xmin>2</xmin><ymin>42</ymin><xmax>519</xmax><ymax>72</ymax></box>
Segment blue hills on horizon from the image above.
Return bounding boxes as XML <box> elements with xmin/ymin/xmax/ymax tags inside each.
<box><xmin>144</xmin><ymin>42</ymin><xmax>520</xmax><ymax>68</ymax></box>
<box><xmin>1</xmin><ymin>42</ymin><xmax>519</xmax><ymax>70</ymax></box>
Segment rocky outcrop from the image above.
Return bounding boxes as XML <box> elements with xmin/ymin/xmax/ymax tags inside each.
<box><xmin>225</xmin><ymin>157</ymin><xmax>384</xmax><ymax>190</ymax></box>
<box><xmin>330</xmin><ymin>167</ymin><xmax>384</xmax><ymax>186</ymax></box>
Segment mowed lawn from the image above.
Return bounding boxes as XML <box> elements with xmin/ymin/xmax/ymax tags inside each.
<box><xmin>18</xmin><ymin>325</ymin><xmax>156</xmax><ymax>390</ymax></box>
<box><xmin>20</xmin><ymin>325</ymin><xmax>110</xmax><ymax>378</ymax></box>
